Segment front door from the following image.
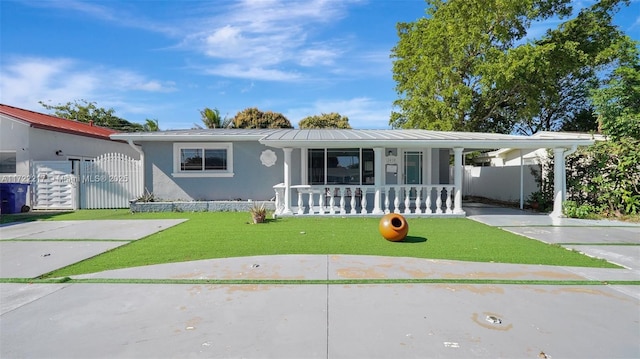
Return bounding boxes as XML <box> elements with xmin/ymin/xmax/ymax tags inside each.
<box><xmin>404</xmin><ymin>151</ymin><xmax>422</xmax><ymax>185</ymax></box>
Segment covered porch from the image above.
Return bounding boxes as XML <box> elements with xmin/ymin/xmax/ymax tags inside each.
<box><xmin>259</xmin><ymin>130</ymin><xmax>595</xmax><ymax>218</ymax></box>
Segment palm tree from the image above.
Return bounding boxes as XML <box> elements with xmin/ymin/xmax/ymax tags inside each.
<box><xmin>142</xmin><ymin>119</ymin><xmax>160</xmax><ymax>131</ymax></box>
<box><xmin>200</xmin><ymin>107</ymin><xmax>222</xmax><ymax>128</ymax></box>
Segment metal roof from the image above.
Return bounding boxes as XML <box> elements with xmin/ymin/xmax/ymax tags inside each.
<box><xmin>111</xmin><ymin>128</ymin><xmax>596</xmax><ymax>149</ymax></box>
<box><xmin>110</xmin><ymin>128</ymin><xmax>279</xmax><ymax>142</ymax></box>
<box><xmin>258</xmin><ymin>129</ymin><xmax>595</xmax><ymax>149</ymax></box>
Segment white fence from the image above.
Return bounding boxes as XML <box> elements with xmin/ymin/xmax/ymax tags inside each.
<box><xmin>80</xmin><ymin>153</ymin><xmax>142</xmax><ymax>209</ymax></box>
<box><xmin>31</xmin><ymin>161</ymin><xmax>77</xmax><ymax>210</ymax></box>
<box><xmin>459</xmin><ymin>165</ymin><xmax>538</xmax><ymax>203</ymax></box>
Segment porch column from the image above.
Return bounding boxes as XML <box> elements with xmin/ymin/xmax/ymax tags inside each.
<box><xmin>282</xmin><ymin>147</ymin><xmax>293</xmax><ymax>215</ymax></box>
<box><xmin>372</xmin><ymin>147</ymin><xmax>384</xmax><ymax>214</ymax></box>
<box><xmin>453</xmin><ymin>147</ymin><xmax>465</xmax><ymax>215</ymax></box>
<box><xmin>550</xmin><ymin>147</ymin><xmax>566</xmax><ymax>218</ymax></box>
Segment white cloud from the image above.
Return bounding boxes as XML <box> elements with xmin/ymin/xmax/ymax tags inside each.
<box><xmin>186</xmin><ymin>0</ymin><xmax>360</xmax><ymax>81</ymax></box>
<box><xmin>0</xmin><ymin>57</ymin><xmax>94</xmax><ymax>111</ymax></box>
<box><xmin>299</xmin><ymin>48</ymin><xmax>340</xmax><ymax>67</ymax></box>
<box><xmin>24</xmin><ymin>0</ymin><xmax>179</xmax><ymax>36</ymax></box>
<box><xmin>0</xmin><ymin>56</ymin><xmax>176</xmax><ymax>114</ymax></box>
<box><xmin>203</xmin><ymin>63</ymin><xmax>301</xmax><ymax>82</ymax></box>
<box><xmin>286</xmin><ymin>97</ymin><xmax>392</xmax><ymax>129</ymax></box>
<box><xmin>108</xmin><ymin>70</ymin><xmax>177</xmax><ymax>93</ymax></box>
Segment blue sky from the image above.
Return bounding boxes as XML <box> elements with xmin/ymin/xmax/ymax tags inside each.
<box><xmin>1</xmin><ymin>0</ymin><xmax>639</xmax><ymax>130</ymax></box>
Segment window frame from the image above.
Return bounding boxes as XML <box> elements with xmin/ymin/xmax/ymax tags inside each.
<box><xmin>307</xmin><ymin>148</ymin><xmax>374</xmax><ymax>186</ymax></box>
<box><xmin>172</xmin><ymin>142</ymin><xmax>234</xmax><ymax>178</ymax></box>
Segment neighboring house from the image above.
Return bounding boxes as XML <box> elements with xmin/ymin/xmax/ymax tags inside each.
<box><xmin>0</xmin><ymin>104</ymin><xmax>141</xmax><ymax>209</ymax></box>
<box><xmin>112</xmin><ymin>129</ymin><xmax>595</xmax><ymax>218</ymax></box>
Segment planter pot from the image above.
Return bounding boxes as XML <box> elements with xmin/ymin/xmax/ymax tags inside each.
<box><xmin>379</xmin><ymin>213</ymin><xmax>409</xmax><ymax>242</ymax></box>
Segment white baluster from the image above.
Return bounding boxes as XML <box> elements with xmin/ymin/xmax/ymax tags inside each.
<box><xmin>446</xmin><ymin>186</ymin><xmax>453</xmax><ymax>214</ymax></box>
<box><xmin>318</xmin><ymin>190</ymin><xmax>325</xmax><ymax>215</ymax></box>
<box><xmin>436</xmin><ymin>187</ymin><xmax>443</xmax><ymax>214</ymax></box>
<box><xmin>425</xmin><ymin>187</ymin><xmax>432</xmax><ymax>214</ymax></box>
<box><xmin>274</xmin><ymin>188</ymin><xmax>282</xmax><ymax>215</ymax></box>
<box><xmin>329</xmin><ymin>188</ymin><xmax>336</xmax><ymax>214</ymax></box>
<box><xmin>339</xmin><ymin>188</ymin><xmax>346</xmax><ymax>214</ymax></box>
<box><xmin>384</xmin><ymin>187</ymin><xmax>390</xmax><ymax>214</ymax></box>
<box><xmin>297</xmin><ymin>190</ymin><xmax>305</xmax><ymax>215</ymax></box>
<box><xmin>360</xmin><ymin>189</ymin><xmax>368</xmax><ymax>214</ymax></box>
<box><xmin>415</xmin><ymin>187</ymin><xmax>423</xmax><ymax>214</ymax></box>
<box><xmin>308</xmin><ymin>191</ymin><xmax>315</xmax><ymax>215</ymax></box>
<box><xmin>393</xmin><ymin>186</ymin><xmax>401</xmax><ymax>213</ymax></box>
<box><xmin>350</xmin><ymin>187</ymin><xmax>357</xmax><ymax>214</ymax></box>
<box><xmin>404</xmin><ymin>186</ymin><xmax>411</xmax><ymax>214</ymax></box>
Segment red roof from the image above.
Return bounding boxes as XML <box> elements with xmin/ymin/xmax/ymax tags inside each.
<box><xmin>0</xmin><ymin>104</ymin><xmax>120</xmax><ymax>140</ymax></box>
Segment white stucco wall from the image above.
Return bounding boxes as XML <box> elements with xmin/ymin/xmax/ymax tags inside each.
<box><xmin>28</xmin><ymin>127</ymin><xmax>139</xmax><ymax>161</ymax></box>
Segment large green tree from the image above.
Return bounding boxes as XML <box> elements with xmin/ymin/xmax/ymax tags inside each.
<box><xmin>232</xmin><ymin>108</ymin><xmax>293</xmax><ymax>129</ymax></box>
<box><xmin>39</xmin><ymin>100</ymin><xmax>145</xmax><ymax>132</ymax></box>
<box><xmin>390</xmin><ymin>0</ymin><xmax>631</xmax><ymax>134</ymax></box>
<box><xmin>591</xmin><ymin>57</ymin><xmax>640</xmax><ymax>140</ymax></box>
<box><xmin>298</xmin><ymin>113</ymin><xmax>352</xmax><ymax>129</ymax></box>
<box><xmin>511</xmin><ymin>1</ymin><xmax>633</xmax><ymax>134</ymax></box>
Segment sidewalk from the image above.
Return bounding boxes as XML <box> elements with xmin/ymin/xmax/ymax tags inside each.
<box><xmin>1</xmin><ymin>207</ymin><xmax>639</xmax><ymax>358</ymax></box>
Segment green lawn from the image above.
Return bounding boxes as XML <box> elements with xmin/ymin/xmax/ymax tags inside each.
<box><xmin>14</xmin><ymin>209</ymin><xmax>617</xmax><ymax>278</ymax></box>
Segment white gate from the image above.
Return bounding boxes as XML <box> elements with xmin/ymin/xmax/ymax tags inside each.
<box><xmin>31</xmin><ymin>161</ymin><xmax>77</xmax><ymax>210</ymax></box>
<box><xmin>80</xmin><ymin>153</ymin><xmax>142</xmax><ymax>209</ymax></box>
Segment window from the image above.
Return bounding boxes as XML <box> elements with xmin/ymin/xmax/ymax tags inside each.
<box><xmin>173</xmin><ymin>143</ymin><xmax>233</xmax><ymax>177</ymax></box>
<box><xmin>0</xmin><ymin>152</ymin><xmax>16</xmax><ymax>173</ymax></box>
<box><xmin>308</xmin><ymin>148</ymin><xmax>374</xmax><ymax>185</ymax></box>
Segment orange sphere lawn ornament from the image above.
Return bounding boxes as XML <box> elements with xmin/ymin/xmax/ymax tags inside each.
<box><xmin>379</xmin><ymin>213</ymin><xmax>409</xmax><ymax>242</ymax></box>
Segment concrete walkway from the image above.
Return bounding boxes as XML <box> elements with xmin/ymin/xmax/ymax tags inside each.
<box><xmin>1</xmin><ymin>208</ymin><xmax>639</xmax><ymax>358</ymax></box>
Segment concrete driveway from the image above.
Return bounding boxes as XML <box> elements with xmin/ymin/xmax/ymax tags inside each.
<box><xmin>1</xmin><ymin>208</ymin><xmax>638</xmax><ymax>358</ymax></box>
<box><xmin>0</xmin><ymin>219</ymin><xmax>187</xmax><ymax>278</ymax></box>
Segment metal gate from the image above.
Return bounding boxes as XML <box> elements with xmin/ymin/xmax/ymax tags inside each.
<box><xmin>80</xmin><ymin>153</ymin><xmax>142</xmax><ymax>209</ymax></box>
<box><xmin>31</xmin><ymin>161</ymin><xmax>77</xmax><ymax>210</ymax></box>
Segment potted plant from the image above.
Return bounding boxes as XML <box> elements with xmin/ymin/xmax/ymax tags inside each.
<box><xmin>249</xmin><ymin>202</ymin><xmax>267</xmax><ymax>224</ymax></box>
<box><xmin>527</xmin><ymin>191</ymin><xmax>541</xmax><ymax>210</ymax></box>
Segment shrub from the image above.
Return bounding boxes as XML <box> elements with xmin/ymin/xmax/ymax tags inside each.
<box><xmin>563</xmin><ymin>200</ymin><xmax>595</xmax><ymax>219</ymax></box>
<box><xmin>565</xmin><ymin>138</ymin><xmax>640</xmax><ymax>217</ymax></box>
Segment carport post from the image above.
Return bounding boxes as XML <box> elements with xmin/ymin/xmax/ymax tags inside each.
<box><xmin>550</xmin><ymin>147</ymin><xmax>566</xmax><ymax>218</ymax></box>
<box><xmin>453</xmin><ymin>147</ymin><xmax>465</xmax><ymax>215</ymax></box>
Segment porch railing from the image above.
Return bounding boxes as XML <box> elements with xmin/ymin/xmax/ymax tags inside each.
<box><xmin>273</xmin><ymin>184</ymin><xmax>457</xmax><ymax>216</ymax></box>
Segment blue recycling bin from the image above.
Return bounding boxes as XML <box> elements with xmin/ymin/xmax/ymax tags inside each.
<box><xmin>0</xmin><ymin>183</ymin><xmax>30</xmax><ymax>214</ymax></box>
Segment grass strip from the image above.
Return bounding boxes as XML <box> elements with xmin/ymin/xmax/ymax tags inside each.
<box><xmin>2</xmin><ymin>277</ymin><xmax>639</xmax><ymax>286</ymax></box>
<box><xmin>2</xmin><ymin>239</ymin><xmax>132</xmax><ymax>242</ymax></box>
<box><xmin>500</xmin><ymin>225</ymin><xmax>639</xmax><ymax>228</ymax></box>
<box><xmin>557</xmin><ymin>242</ymin><xmax>640</xmax><ymax>246</ymax></box>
